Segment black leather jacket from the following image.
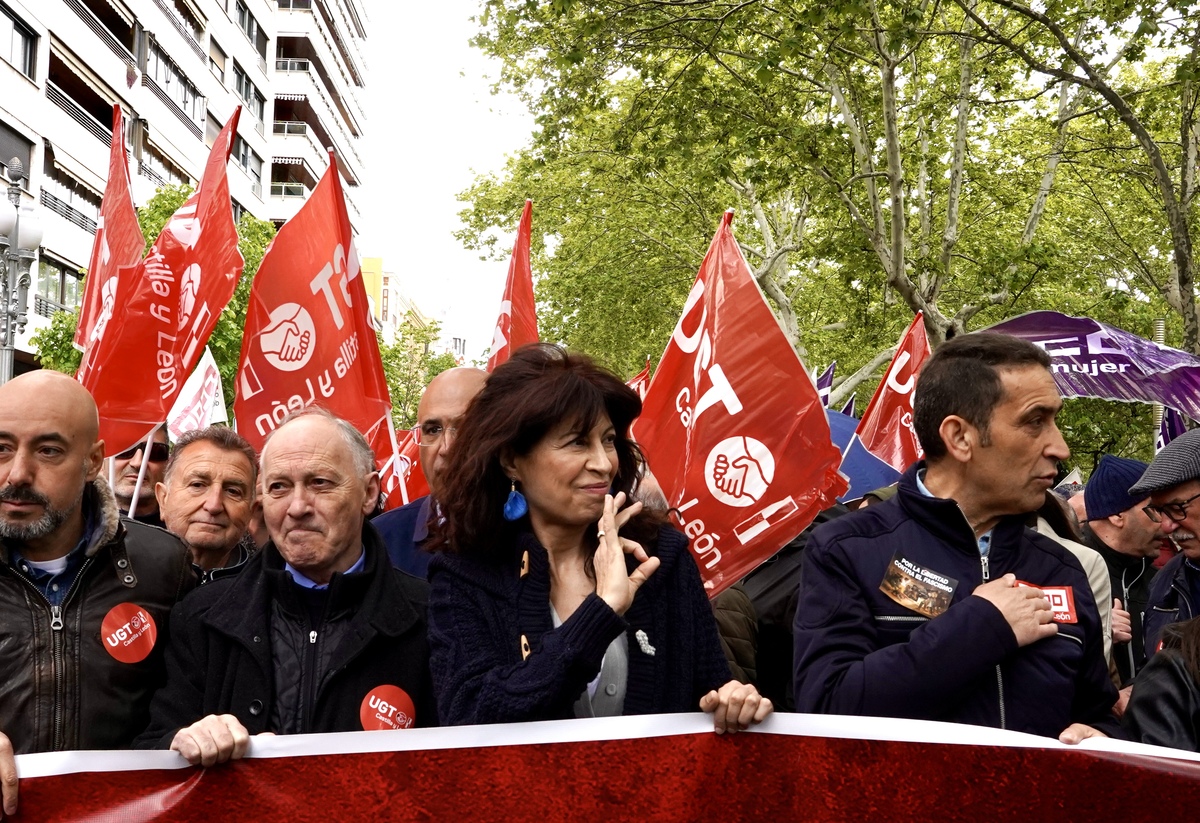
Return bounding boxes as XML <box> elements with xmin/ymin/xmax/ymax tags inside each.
<box><xmin>0</xmin><ymin>480</ymin><xmax>195</xmax><ymax>753</ymax></box>
<box><xmin>1124</xmin><ymin>622</ymin><xmax>1200</xmax><ymax>751</ymax></box>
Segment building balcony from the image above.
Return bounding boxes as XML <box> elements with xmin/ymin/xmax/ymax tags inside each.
<box><xmin>272</xmin><ymin>61</ymin><xmax>363</xmax><ymax>176</ymax></box>
<box><xmin>150</xmin><ymin>0</ymin><xmax>206</xmax><ymax>62</ymax></box>
<box><xmin>276</xmin><ymin>0</ymin><xmax>366</xmax><ymax>97</ymax></box>
<box><xmin>39</xmin><ymin>190</ymin><xmax>97</xmax><ymax>235</ymax></box>
<box><xmin>46</xmin><ymin>81</ymin><xmax>111</xmax><ymax>149</ymax></box>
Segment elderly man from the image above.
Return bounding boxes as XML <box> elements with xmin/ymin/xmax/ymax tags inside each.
<box><xmin>156</xmin><ymin>426</ymin><xmax>257</xmax><ymax>583</ymax></box>
<box><xmin>374</xmin><ymin>367</ymin><xmax>487</xmax><ymax>577</ymax></box>
<box><xmin>1128</xmin><ymin>429</ymin><xmax>1200</xmax><ymax>657</ymax></box>
<box><xmin>0</xmin><ymin>373</ymin><xmax>193</xmax><ymax>814</ymax></box>
<box><xmin>1078</xmin><ymin>455</ymin><xmax>1162</xmax><ymax>687</ymax></box>
<box><xmin>136</xmin><ymin>408</ymin><xmax>435</xmax><ymax>765</ymax></box>
<box><xmin>111</xmin><ymin>423</ymin><xmax>170</xmax><ymax>526</ymax></box>
<box><xmin>793</xmin><ymin>333</ymin><xmax>1118</xmax><ymax>741</ymax></box>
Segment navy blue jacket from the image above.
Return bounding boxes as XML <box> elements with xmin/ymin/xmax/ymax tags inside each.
<box><xmin>793</xmin><ymin>463</ymin><xmax>1119</xmax><ymax>738</ymax></box>
<box><xmin>427</xmin><ymin>524</ymin><xmax>731</xmax><ymax>725</ymax></box>
<box><xmin>373</xmin><ymin>495</ymin><xmax>433</xmax><ymax>579</ymax></box>
<box><xmin>1144</xmin><ymin>553</ymin><xmax>1197</xmax><ymax>658</ymax></box>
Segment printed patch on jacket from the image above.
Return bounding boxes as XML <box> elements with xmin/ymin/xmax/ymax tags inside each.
<box><xmin>879</xmin><ymin>551</ymin><xmax>958</xmax><ymax>618</ymax></box>
<box><xmin>360</xmin><ymin>685</ymin><xmax>416</xmax><ymax>731</ymax></box>
<box><xmin>1016</xmin><ymin>582</ymin><xmax>1078</xmax><ymax>624</ymax></box>
<box><xmin>100</xmin><ymin>603</ymin><xmax>158</xmax><ymax>663</ymax></box>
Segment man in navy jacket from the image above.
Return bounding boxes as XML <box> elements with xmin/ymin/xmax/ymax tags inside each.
<box><xmin>374</xmin><ymin>368</ymin><xmax>486</xmax><ymax>578</ymax></box>
<box><xmin>794</xmin><ymin>333</ymin><xmax>1119</xmax><ymax>741</ymax></box>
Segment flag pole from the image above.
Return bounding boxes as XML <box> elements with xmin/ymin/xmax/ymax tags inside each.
<box><xmin>126</xmin><ymin>429</ymin><xmax>155</xmax><ymax>519</ymax></box>
<box><xmin>386</xmin><ymin>412</ymin><xmax>409</xmax><ymax>506</ymax></box>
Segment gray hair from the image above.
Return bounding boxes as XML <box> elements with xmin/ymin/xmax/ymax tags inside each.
<box><xmin>261</xmin><ymin>407</ymin><xmax>377</xmax><ymax>477</ymax></box>
<box><xmin>165</xmin><ymin>425</ymin><xmax>258</xmax><ymax>486</ymax></box>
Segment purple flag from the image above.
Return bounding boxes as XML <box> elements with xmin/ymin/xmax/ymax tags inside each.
<box><xmin>983</xmin><ymin>312</ymin><xmax>1200</xmax><ymax>419</ymax></box>
<box><xmin>817</xmin><ymin>362</ymin><xmax>835</xmax><ymax>408</ymax></box>
<box><xmin>840</xmin><ymin>393</ymin><xmax>856</xmax><ymax>419</ymax></box>
<box><xmin>1158</xmin><ymin>407</ymin><xmax>1187</xmax><ymax>453</ymax></box>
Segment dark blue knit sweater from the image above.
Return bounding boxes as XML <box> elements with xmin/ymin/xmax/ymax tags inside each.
<box><xmin>427</xmin><ymin>524</ymin><xmax>731</xmax><ymax>725</ymax></box>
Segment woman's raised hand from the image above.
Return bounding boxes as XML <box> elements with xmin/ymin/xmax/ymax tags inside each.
<box><xmin>594</xmin><ymin>492</ymin><xmax>660</xmax><ymax>615</ymax></box>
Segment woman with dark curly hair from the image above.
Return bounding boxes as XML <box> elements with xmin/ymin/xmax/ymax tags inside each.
<box><xmin>426</xmin><ymin>344</ymin><xmax>771</xmax><ymax>731</ymax></box>
<box><xmin>1124</xmin><ymin>617</ymin><xmax>1200</xmax><ymax>750</ymax></box>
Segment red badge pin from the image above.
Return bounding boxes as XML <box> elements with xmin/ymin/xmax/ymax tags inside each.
<box><xmin>100</xmin><ymin>603</ymin><xmax>158</xmax><ymax>663</ymax></box>
<box><xmin>360</xmin><ymin>685</ymin><xmax>416</xmax><ymax>731</ymax></box>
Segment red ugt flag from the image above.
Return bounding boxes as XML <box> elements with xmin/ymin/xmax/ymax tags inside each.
<box><xmin>75</xmin><ymin>105</ymin><xmax>144</xmax><ymax>358</ymax></box>
<box><xmin>854</xmin><ymin>312</ymin><xmax>931</xmax><ymax>472</ymax></box>
<box><xmin>634</xmin><ymin>211</ymin><xmax>847</xmax><ymax>596</ymax></box>
<box><xmin>370</xmin><ymin>425</ymin><xmax>430</xmax><ymax>511</ymax></box>
<box><xmin>81</xmin><ymin>109</ymin><xmax>244</xmax><ymax>455</ymax></box>
<box><xmin>486</xmin><ymin>199</ymin><xmax>537</xmax><ymax>371</ymax></box>
<box><xmin>627</xmin><ymin>357</ymin><xmax>652</xmax><ymax>400</ymax></box>
<box><xmin>235</xmin><ymin>152</ymin><xmax>393</xmax><ymax>459</ymax></box>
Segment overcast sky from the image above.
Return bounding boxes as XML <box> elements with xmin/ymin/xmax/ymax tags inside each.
<box><xmin>357</xmin><ymin>0</ymin><xmax>533</xmax><ymax>362</ymax></box>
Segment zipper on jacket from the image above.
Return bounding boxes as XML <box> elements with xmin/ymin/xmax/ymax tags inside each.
<box><xmin>995</xmin><ymin>666</ymin><xmax>1006</xmax><ymax>729</ymax></box>
<box><xmin>300</xmin><ymin>629</ymin><xmax>320</xmax><ymax>733</ymax></box>
<box><xmin>11</xmin><ymin>557</ymin><xmax>94</xmax><ymax>751</ymax></box>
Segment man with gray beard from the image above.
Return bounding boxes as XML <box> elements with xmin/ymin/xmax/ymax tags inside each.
<box><xmin>0</xmin><ymin>372</ymin><xmax>194</xmax><ymax>820</ymax></box>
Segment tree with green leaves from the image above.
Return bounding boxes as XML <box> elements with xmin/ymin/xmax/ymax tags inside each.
<box><xmin>378</xmin><ymin>313</ymin><xmax>459</xmax><ymax>429</ymax></box>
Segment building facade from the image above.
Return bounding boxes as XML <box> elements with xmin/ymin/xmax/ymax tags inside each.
<box><xmin>0</xmin><ymin>0</ymin><xmax>368</xmax><ymax>369</ymax></box>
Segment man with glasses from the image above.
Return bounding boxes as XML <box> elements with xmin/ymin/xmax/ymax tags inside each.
<box><xmin>373</xmin><ymin>368</ymin><xmax>487</xmax><ymax>577</ymax></box>
<box><xmin>111</xmin><ymin>424</ymin><xmax>170</xmax><ymax>527</ymax></box>
<box><xmin>1129</xmin><ymin>429</ymin><xmax>1200</xmax><ymax>658</ymax></box>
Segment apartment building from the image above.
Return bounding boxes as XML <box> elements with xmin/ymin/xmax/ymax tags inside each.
<box><xmin>0</xmin><ymin>0</ymin><xmax>368</xmax><ymax>369</ymax></box>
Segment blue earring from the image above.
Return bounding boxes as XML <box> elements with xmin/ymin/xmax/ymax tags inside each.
<box><xmin>503</xmin><ymin>479</ymin><xmax>528</xmax><ymax>521</ymax></box>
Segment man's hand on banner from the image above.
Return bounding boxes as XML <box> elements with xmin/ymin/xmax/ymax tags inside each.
<box><xmin>1059</xmin><ymin>723</ymin><xmax>1107</xmax><ymax>745</ymax></box>
<box><xmin>260</xmin><ymin>309</ymin><xmax>312</xmax><ymax>363</ymax></box>
<box><xmin>699</xmin><ymin>681</ymin><xmax>773</xmax><ymax>734</ymax></box>
<box><xmin>170</xmin><ymin>714</ymin><xmax>251</xmax><ymax>767</ymax></box>
<box><xmin>0</xmin><ymin>730</ymin><xmax>15</xmax><ymax>820</ymax></box>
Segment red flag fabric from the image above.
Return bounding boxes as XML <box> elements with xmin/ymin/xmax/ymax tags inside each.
<box><xmin>627</xmin><ymin>357</ymin><xmax>652</xmax><ymax>400</ymax></box>
<box><xmin>74</xmin><ymin>105</ymin><xmax>144</xmax><ymax>356</ymax></box>
<box><xmin>234</xmin><ymin>152</ymin><xmax>393</xmax><ymax>463</ymax></box>
<box><xmin>81</xmin><ymin>109</ymin><xmax>245</xmax><ymax>456</ymax></box>
<box><xmin>371</xmin><ymin>425</ymin><xmax>430</xmax><ymax>511</ymax></box>
<box><xmin>634</xmin><ymin>211</ymin><xmax>846</xmax><ymax>596</ymax></box>
<box><xmin>854</xmin><ymin>312</ymin><xmax>931</xmax><ymax>472</ymax></box>
<box><xmin>486</xmin><ymin>199</ymin><xmax>537</xmax><ymax>371</ymax></box>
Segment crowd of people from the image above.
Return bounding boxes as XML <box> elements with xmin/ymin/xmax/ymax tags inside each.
<box><xmin>2</xmin><ymin>334</ymin><xmax>1199</xmax><ymax>817</ymax></box>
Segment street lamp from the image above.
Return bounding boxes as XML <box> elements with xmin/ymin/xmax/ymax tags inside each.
<box><xmin>0</xmin><ymin>157</ymin><xmax>44</xmax><ymax>384</ymax></box>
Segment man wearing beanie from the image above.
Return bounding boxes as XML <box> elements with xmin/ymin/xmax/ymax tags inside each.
<box><xmin>1130</xmin><ymin>429</ymin><xmax>1200</xmax><ymax>657</ymax></box>
<box><xmin>1079</xmin><ymin>455</ymin><xmax>1162</xmax><ymax>689</ymax></box>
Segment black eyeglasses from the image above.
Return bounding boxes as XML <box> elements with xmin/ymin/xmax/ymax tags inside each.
<box><xmin>1143</xmin><ymin>491</ymin><xmax>1200</xmax><ymax>523</ymax></box>
<box><xmin>114</xmin><ymin>442</ymin><xmax>170</xmax><ymax>463</ymax></box>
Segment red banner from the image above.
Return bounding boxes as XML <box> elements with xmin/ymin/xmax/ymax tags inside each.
<box><xmin>627</xmin><ymin>357</ymin><xmax>652</xmax><ymax>400</ymax></box>
<box><xmin>234</xmin><ymin>152</ymin><xmax>393</xmax><ymax>460</ymax></box>
<box><xmin>633</xmin><ymin>211</ymin><xmax>846</xmax><ymax>595</ymax></box>
<box><xmin>80</xmin><ymin>110</ymin><xmax>244</xmax><ymax>456</ymax></box>
<box><xmin>75</xmin><ymin>104</ymin><xmax>144</xmax><ymax>358</ymax></box>
<box><xmin>855</xmin><ymin>312</ymin><xmax>931</xmax><ymax>472</ymax></box>
<box><xmin>14</xmin><ymin>715</ymin><xmax>1200</xmax><ymax>821</ymax></box>
<box><xmin>486</xmin><ymin>199</ymin><xmax>538</xmax><ymax>371</ymax></box>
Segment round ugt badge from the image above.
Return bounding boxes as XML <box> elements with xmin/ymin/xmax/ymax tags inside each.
<box><xmin>101</xmin><ymin>603</ymin><xmax>158</xmax><ymax>664</ymax></box>
<box><xmin>360</xmin><ymin>685</ymin><xmax>416</xmax><ymax>731</ymax></box>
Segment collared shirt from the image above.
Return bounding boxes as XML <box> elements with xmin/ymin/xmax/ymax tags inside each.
<box><xmin>284</xmin><ymin>547</ymin><xmax>366</xmax><ymax>590</ymax></box>
<box><xmin>11</xmin><ymin>508</ymin><xmax>97</xmax><ymax>607</ymax></box>
<box><xmin>915</xmin><ymin>470</ymin><xmax>992</xmax><ymax>557</ymax></box>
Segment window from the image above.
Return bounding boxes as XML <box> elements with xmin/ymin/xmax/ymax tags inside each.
<box><xmin>231</xmin><ymin>199</ymin><xmax>246</xmax><ymax>222</ymax></box>
<box><xmin>0</xmin><ymin>119</ymin><xmax>32</xmax><ymax>180</ymax></box>
<box><xmin>208</xmin><ymin>38</ymin><xmax>226</xmax><ymax>82</ymax></box>
<box><xmin>37</xmin><ymin>258</ymin><xmax>84</xmax><ymax>312</ymax></box>
<box><xmin>41</xmin><ymin>157</ymin><xmax>101</xmax><ymax>227</ymax></box>
<box><xmin>231</xmin><ymin>134</ymin><xmax>262</xmax><ymax>179</ymax></box>
<box><xmin>231</xmin><ymin>63</ymin><xmax>265</xmax><ymax>124</ymax></box>
<box><xmin>141</xmin><ymin>140</ymin><xmax>189</xmax><ymax>187</ymax></box>
<box><xmin>0</xmin><ymin>3</ymin><xmax>35</xmax><ymax>79</ymax></box>
<box><xmin>146</xmin><ymin>38</ymin><xmax>206</xmax><ymax>129</ymax></box>
<box><xmin>234</xmin><ymin>0</ymin><xmax>268</xmax><ymax>62</ymax></box>
<box><xmin>204</xmin><ymin>111</ymin><xmax>221</xmax><ymax>148</ymax></box>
